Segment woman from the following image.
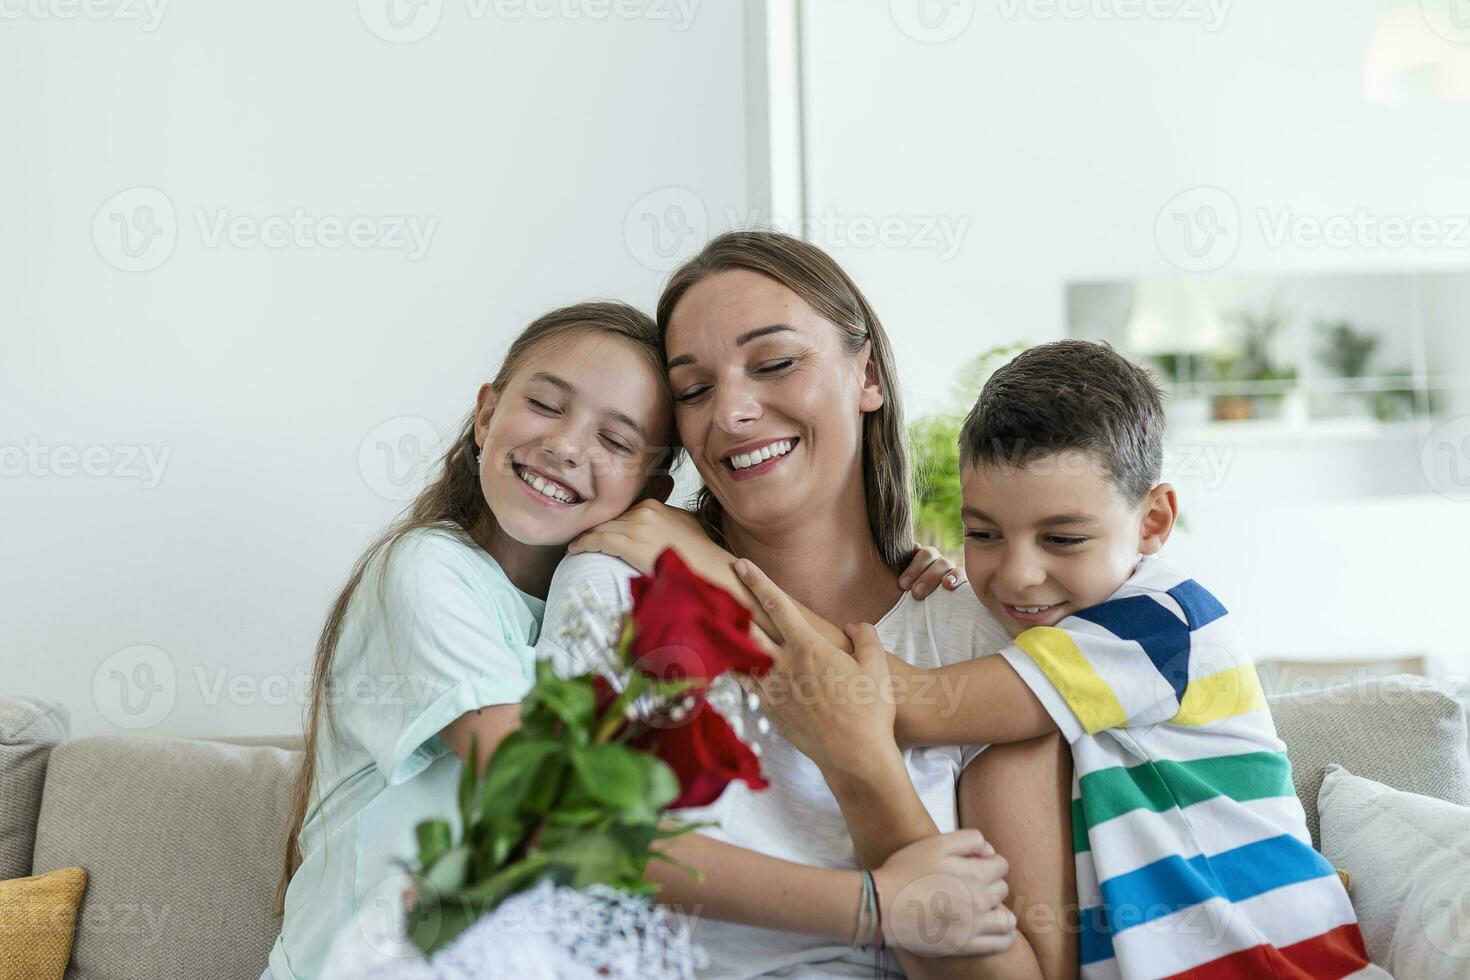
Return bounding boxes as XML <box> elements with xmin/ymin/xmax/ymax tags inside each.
<box><xmin>557</xmin><ymin>231</ymin><xmax>1077</xmax><ymax>978</ymax></box>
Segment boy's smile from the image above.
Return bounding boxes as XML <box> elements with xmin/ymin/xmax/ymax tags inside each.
<box><xmin>960</xmin><ymin>450</ymin><xmax>1177</xmax><ymax>639</ymax></box>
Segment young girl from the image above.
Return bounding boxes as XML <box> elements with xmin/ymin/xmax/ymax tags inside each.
<box><xmin>266</xmin><ymin>302</ymin><xmax>979</xmax><ymax>980</ymax></box>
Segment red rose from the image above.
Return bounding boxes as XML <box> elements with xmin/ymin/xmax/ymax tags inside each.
<box><xmin>634</xmin><ymin>702</ymin><xmax>768</xmax><ymax>809</ymax></box>
<box><xmin>629</xmin><ymin>549</ymin><xmax>773</xmax><ymax>689</ymax></box>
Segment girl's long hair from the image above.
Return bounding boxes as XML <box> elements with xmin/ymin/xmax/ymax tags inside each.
<box><xmin>276</xmin><ymin>302</ymin><xmax>670</xmax><ymax>912</ymax></box>
<box><xmin>655</xmin><ymin>230</ymin><xmax>916</xmax><ymax>572</ymax></box>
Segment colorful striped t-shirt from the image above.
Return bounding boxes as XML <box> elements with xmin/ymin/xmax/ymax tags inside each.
<box><xmin>998</xmin><ymin>555</ymin><xmax>1385</xmax><ymax>980</ymax></box>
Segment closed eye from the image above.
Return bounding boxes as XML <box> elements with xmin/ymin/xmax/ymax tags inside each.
<box><xmin>1047</xmin><ymin>536</ymin><xmax>1087</xmax><ymax>547</ymax></box>
<box><xmin>528</xmin><ymin>398</ymin><xmax>560</xmax><ymax>415</ymax></box>
<box><xmin>757</xmin><ymin>358</ymin><xmax>796</xmax><ymax>374</ymax></box>
<box><xmin>674</xmin><ymin>385</ymin><xmax>710</xmax><ymax>405</ymax></box>
<box><xmin>602</xmin><ymin>434</ymin><xmax>634</xmax><ymax>455</ymax></box>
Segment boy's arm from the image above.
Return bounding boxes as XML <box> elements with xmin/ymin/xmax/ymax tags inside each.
<box><xmin>891</xmin><ymin>654</ymin><xmax>1058</xmax><ymax>748</ymax></box>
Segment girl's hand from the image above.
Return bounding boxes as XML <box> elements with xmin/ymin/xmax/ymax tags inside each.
<box><xmin>569</xmin><ymin>499</ymin><xmax>729</xmax><ymax>578</ymax></box>
<box><xmin>874</xmin><ymin>830</ymin><xmax>1017</xmax><ymax>957</ymax></box>
<box><xmin>734</xmin><ymin>558</ymin><xmax>897</xmax><ymax>776</ymax></box>
<box><xmin>898</xmin><ymin>546</ymin><xmax>967</xmax><ymax>600</ymax></box>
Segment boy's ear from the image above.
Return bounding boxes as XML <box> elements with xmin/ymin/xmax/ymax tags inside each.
<box><xmin>473</xmin><ymin>383</ymin><xmax>499</xmax><ymax>450</ymax></box>
<box><xmin>857</xmin><ymin>339</ymin><xmax>885</xmax><ymax>413</ymax></box>
<box><xmin>639</xmin><ymin>473</ymin><xmax>676</xmax><ymax>505</ymax></box>
<box><xmin>1138</xmin><ymin>483</ymin><xmax>1179</xmax><ymax>555</ymax></box>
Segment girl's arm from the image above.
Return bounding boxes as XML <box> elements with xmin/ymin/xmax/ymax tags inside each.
<box><xmin>567</xmin><ymin>500</ymin><xmax>964</xmax><ymax>649</ymax></box>
<box><xmin>439</xmin><ymin>703</ymin><xmax>522</xmax><ymax>773</ymax></box>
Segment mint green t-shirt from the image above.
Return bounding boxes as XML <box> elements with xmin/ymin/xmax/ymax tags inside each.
<box><xmin>268</xmin><ymin>527</ymin><xmax>544</xmax><ymax>980</ymax></box>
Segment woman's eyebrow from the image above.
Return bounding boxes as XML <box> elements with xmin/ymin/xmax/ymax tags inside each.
<box><xmin>529</xmin><ymin>372</ymin><xmax>647</xmax><ymax>438</ymax></box>
<box><xmin>666</xmin><ymin>324</ymin><xmax>795</xmax><ymax>369</ymax></box>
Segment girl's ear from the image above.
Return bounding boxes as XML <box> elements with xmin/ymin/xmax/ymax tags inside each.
<box><xmin>1138</xmin><ymin>483</ymin><xmax>1179</xmax><ymax>555</ymax></box>
<box><xmin>857</xmin><ymin>339</ymin><xmax>885</xmax><ymax>413</ymax></box>
<box><xmin>473</xmin><ymin>384</ymin><xmax>499</xmax><ymax>451</ymax></box>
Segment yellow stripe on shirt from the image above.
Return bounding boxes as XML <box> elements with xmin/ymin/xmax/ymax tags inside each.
<box><xmin>1014</xmin><ymin>627</ymin><xmax>1129</xmax><ymax>734</ymax></box>
<box><xmin>1171</xmin><ymin>662</ymin><xmax>1267</xmax><ymax>727</ymax></box>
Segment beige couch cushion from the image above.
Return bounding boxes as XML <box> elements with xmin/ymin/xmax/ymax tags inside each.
<box><xmin>0</xmin><ymin>697</ymin><xmax>70</xmax><ymax>880</ymax></box>
<box><xmin>31</xmin><ymin>736</ymin><xmax>298</xmax><ymax>980</ymax></box>
<box><xmin>1269</xmin><ymin>674</ymin><xmax>1470</xmax><ymax>849</ymax></box>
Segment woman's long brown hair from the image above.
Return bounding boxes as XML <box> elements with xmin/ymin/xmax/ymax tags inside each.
<box><xmin>276</xmin><ymin>302</ymin><xmax>670</xmax><ymax>912</ymax></box>
<box><xmin>655</xmin><ymin>230</ymin><xmax>917</xmax><ymax>572</ymax></box>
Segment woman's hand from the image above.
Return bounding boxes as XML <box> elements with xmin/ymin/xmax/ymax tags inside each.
<box><xmin>569</xmin><ymin>499</ymin><xmax>731</xmax><ymax>578</ymax></box>
<box><xmin>899</xmin><ymin>546</ymin><xmax>967</xmax><ymax>600</ymax></box>
<box><xmin>874</xmin><ymin>830</ymin><xmax>1017</xmax><ymax>957</ymax></box>
<box><xmin>734</xmin><ymin>558</ymin><xmax>898</xmax><ymax>777</ymax></box>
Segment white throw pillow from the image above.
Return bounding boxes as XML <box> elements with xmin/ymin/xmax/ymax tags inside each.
<box><xmin>1318</xmin><ymin>763</ymin><xmax>1470</xmax><ymax>977</ymax></box>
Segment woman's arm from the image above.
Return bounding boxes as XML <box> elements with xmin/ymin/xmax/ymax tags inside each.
<box><xmin>648</xmin><ymin>821</ymin><xmax>1018</xmax><ymax>958</ymax></box>
<box><xmin>733</xmin><ymin>562</ymin><xmax>1037</xmax><ymax>980</ymax></box>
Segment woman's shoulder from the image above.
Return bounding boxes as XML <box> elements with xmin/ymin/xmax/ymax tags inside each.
<box><xmin>545</xmin><ymin>552</ymin><xmax>639</xmax><ymax>619</ymax></box>
<box><xmin>878</xmin><ymin>582</ymin><xmax>1012</xmax><ymax>667</ymax></box>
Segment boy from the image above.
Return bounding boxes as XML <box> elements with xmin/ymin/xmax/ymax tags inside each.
<box><xmin>891</xmin><ymin>340</ymin><xmax>1382</xmax><ymax>979</ymax></box>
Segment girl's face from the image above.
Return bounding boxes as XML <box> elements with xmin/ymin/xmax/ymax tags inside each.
<box><xmin>475</xmin><ymin>331</ymin><xmax>672</xmax><ymax>547</ymax></box>
<box><xmin>665</xmin><ymin>268</ymin><xmax>883</xmax><ymax>536</ymax></box>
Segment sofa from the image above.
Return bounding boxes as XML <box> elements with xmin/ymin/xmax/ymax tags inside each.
<box><xmin>4</xmin><ymin>675</ymin><xmax>1469</xmax><ymax>980</ymax></box>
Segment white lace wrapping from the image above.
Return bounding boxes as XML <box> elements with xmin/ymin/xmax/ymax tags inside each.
<box><xmin>319</xmin><ymin>880</ymin><xmax>704</xmax><ymax>980</ymax></box>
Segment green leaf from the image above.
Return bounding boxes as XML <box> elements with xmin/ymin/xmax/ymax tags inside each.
<box><xmin>527</xmin><ymin>663</ymin><xmax>597</xmax><ymax>733</ymax></box>
<box><xmin>520</xmin><ymin>755</ymin><xmax>568</xmax><ymax>815</ymax></box>
<box><xmin>406</xmin><ymin>895</ymin><xmax>482</xmax><ymax>956</ymax></box>
<box><xmin>423</xmin><ymin>844</ymin><xmax>471</xmax><ymax>895</ymax></box>
<box><xmin>415</xmin><ymin>819</ymin><xmax>453</xmax><ymax>870</ymax></box>
<box><xmin>480</xmin><ymin>737</ymin><xmax>561</xmax><ymax>829</ymax></box>
<box><xmin>570</xmin><ymin>744</ymin><xmax>678</xmax><ymax>823</ymax></box>
<box><xmin>457</xmin><ymin>734</ymin><xmax>480</xmax><ymax>830</ymax></box>
<box><xmin>457</xmin><ymin>852</ymin><xmax>551</xmax><ymax>904</ymax></box>
<box><xmin>542</xmin><ymin>828</ymin><xmax>638</xmax><ymax>889</ymax></box>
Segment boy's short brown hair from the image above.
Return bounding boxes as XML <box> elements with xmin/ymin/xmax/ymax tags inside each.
<box><xmin>959</xmin><ymin>340</ymin><xmax>1166</xmax><ymax>500</ymax></box>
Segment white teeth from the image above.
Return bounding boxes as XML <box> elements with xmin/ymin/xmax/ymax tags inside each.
<box><xmin>728</xmin><ymin>440</ymin><xmax>794</xmax><ymax>471</ymax></box>
<box><xmin>517</xmin><ymin>466</ymin><xmax>578</xmax><ymax>504</ymax></box>
<box><xmin>1013</xmin><ymin>605</ymin><xmax>1050</xmax><ymax>614</ymax></box>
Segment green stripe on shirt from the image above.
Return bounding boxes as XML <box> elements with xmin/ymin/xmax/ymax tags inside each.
<box><xmin>1071</xmin><ymin>751</ymin><xmax>1294</xmax><ymax>852</ymax></box>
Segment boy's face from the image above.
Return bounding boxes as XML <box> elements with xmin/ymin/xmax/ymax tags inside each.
<box><xmin>960</xmin><ymin>450</ymin><xmax>1177</xmax><ymax>638</ymax></box>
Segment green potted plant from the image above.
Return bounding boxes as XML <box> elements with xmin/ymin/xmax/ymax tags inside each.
<box><xmin>1210</xmin><ymin>302</ymin><xmax>1298</xmax><ymax>421</ymax></box>
<box><xmin>909</xmin><ymin>343</ymin><xmax>1025</xmax><ymax>554</ymax></box>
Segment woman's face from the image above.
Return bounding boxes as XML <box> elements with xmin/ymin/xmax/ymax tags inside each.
<box><xmin>475</xmin><ymin>331</ymin><xmax>671</xmax><ymax>547</ymax></box>
<box><xmin>665</xmin><ymin>268</ymin><xmax>883</xmax><ymax>535</ymax></box>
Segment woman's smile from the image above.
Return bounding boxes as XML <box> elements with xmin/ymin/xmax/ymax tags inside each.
<box><xmin>719</xmin><ymin>436</ymin><xmax>800</xmax><ymax>482</ymax></box>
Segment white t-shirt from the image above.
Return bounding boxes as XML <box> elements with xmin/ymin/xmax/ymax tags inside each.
<box><xmin>540</xmin><ymin>552</ymin><xmax>1013</xmax><ymax>980</ymax></box>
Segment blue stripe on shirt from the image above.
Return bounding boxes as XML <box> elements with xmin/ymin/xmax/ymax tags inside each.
<box><xmin>1072</xmin><ymin>595</ymin><xmax>1191</xmax><ymax>702</ymax></box>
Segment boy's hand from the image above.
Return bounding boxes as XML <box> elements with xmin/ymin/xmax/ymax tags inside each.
<box><xmin>898</xmin><ymin>546</ymin><xmax>967</xmax><ymax>600</ymax></box>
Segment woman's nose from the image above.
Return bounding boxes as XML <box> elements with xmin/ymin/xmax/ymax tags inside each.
<box><xmin>711</xmin><ymin>379</ymin><xmax>762</xmax><ymax>434</ymax></box>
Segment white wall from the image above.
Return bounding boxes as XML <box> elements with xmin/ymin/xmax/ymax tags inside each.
<box><xmin>800</xmin><ymin>0</ymin><xmax>1470</xmax><ymax>674</ymax></box>
<box><xmin>1</xmin><ymin>0</ymin><xmax>754</xmax><ymax>737</ymax></box>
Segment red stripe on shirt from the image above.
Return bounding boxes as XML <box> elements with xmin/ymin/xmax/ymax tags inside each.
<box><xmin>1162</xmin><ymin>922</ymin><xmax>1373</xmax><ymax>980</ymax></box>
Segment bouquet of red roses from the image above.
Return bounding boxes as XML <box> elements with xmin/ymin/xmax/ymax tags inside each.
<box><xmin>406</xmin><ymin>550</ymin><xmax>773</xmax><ymax>956</ymax></box>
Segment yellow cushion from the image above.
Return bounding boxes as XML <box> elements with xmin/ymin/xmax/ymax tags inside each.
<box><xmin>0</xmin><ymin>867</ymin><xmax>87</xmax><ymax>980</ymax></box>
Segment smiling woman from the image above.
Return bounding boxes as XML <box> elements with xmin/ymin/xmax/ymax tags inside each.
<box><xmin>561</xmin><ymin>231</ymin><xmax>1079</xmax><ymax>980</ymax></box>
